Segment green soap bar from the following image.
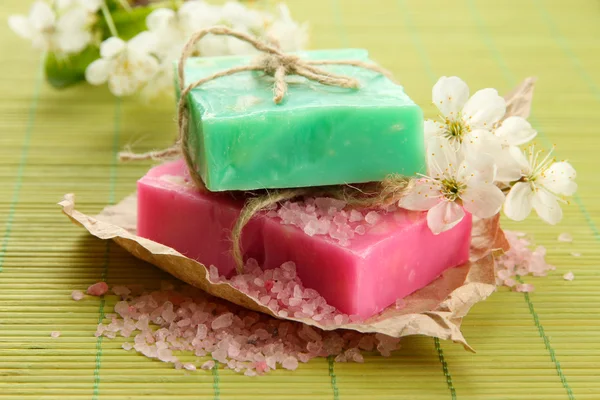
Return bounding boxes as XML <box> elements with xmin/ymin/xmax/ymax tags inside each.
<box><xmin>176</xmin><ymin>49</ymin><xmax>425</xmax><ymax>191</ymax></box>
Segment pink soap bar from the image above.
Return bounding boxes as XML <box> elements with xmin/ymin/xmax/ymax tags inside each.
<box><xmin>138</xmin><ymin>160</ymin><xmax>472</xmax><ymax>318</ymax></box>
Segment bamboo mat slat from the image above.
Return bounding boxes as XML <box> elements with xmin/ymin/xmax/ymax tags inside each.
<box><xmin>0</xmin><ymin>0</ymin><xmax>599</xmax><ymax>398</ymax></box>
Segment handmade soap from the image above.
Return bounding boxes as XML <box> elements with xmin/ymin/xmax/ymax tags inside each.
<box><xmin>138</xmin><ymin>160</ymin><xmax>472</xmax><ymax>318</ymax></box>
<box><xmin>177</xmin><ymin>49</ymin><xmax>425</xmax><ymax>191</ymax></box>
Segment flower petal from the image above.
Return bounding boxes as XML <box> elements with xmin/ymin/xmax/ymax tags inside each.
<box><xmin>461</xmin><ymin>128</ymin><xmax>502</xmax><ymax>160</ymax></box>
<box><xmin>539</xmin><ymin>161</ymin><xmax>577</xmax><ymax>196</ymax></box>
<box><xmin>399</xmin><ymin>179</ymin><xmax>441</xmax><ymax>211</ymax></box>
<box><xmin>462</xmin><ymin>183</ymin><xmax>504</xmax><ymax>218</ymax></box>
<box><xmin>503</xmin><ymin>181</ymin><xmax>534</xmax><ymax>221</ymax></box>
<box><xmin>130</xmin><ymin>54</ymin><xmax>160</xmax><ymax>83</ymax></box>
<box><xmin>462</xmin><ymin>88</ymin><xmax>506</xmax><ymax>130</ymax></box>
<box><xmin>509</xmin><ymin>146</ymin><xmax>531</xmax><ymax>173</ymax></box>
<box><xmin>129</xmin><ymin>31</ymin><xmax>157</xmax><ymax>55</ymax></box>
<box><xmin>57</xmin><ymin>30</ymin><xmax>91</xmax><ymax>54</ymax></box>
<box><xmin>100</xmin><ymin>37</ymin><xmax>126</xmax><ymax>59</ymax></box>
<box><xmin>85</xmin><ymin>59</ymin><xmax>110</xmax><ymax>85</ymax></box>
<box><xmin>146</xmin><ymin>8</ymin><xmax>176</xmax><ymax>32</ymax></box>
<box><xmin>495</xmin><ymin>116</ymin><xmax>537</xmax><ymax>146</ymax></box>
<box><xmin>432</xmin><ymin>76</ymin><xmax>469</xmax><ymax>118</ymax></box>
<box><xmin>424</xmin><ymin>119</ymin><xmax>445</xmax><ymax>141</ymax></box>
<box><xmin>8</xmin><ymin>15</ymin><xmax>31</xmax><ymax>39</ymax></box>
<box><xmin>495</xmin><ymin>147</ymin><xmax>525</xmax><ymax>182</ymax></box>
<box><xmin>426</xmin><ymin>201</ymin><xmax>465</xmax><ymax>235</ymax></box>
<box><xmin>532</xmin><ymin>187</ymin><xmax>563</xmax><ymax>224</ymax></box>
<box><xmin>108</xmin><ymin>72</ymin><xmax>138</xmax><ymax>97</ymax></box>
<box><xmin>426</xmin><ymin>136</ymin><xmax>459</xmax><ymax>179</ymax></box>
<box><xmin>30</xmin><ymin>1</ymin><xmax>56</xmax><ymax>31</ymax></box>
<box><xmin>457</xmin><ymin>153</ymin><xmax>496</xmax><ymax>185</ymax></box>
<box><xmin>58</xmin><ymin>7</ymin><xmax>88</xmax><ymax>31</ymax></box>
<box><xmin>81</xmin><ymin>0</ymin><xmax>103</xmax><ymax>12</ymax></box>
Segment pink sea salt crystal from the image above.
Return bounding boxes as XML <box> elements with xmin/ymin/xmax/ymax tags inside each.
<box><xmin>50</xmin><ymin>331</ymin><xmax>61</xmax><ymax>338</ymax></box>
<box><xmin>183</xmin><ymin>363</ymin><xmax>196</xmax><ymax>371</ymax></box>
<box><xmin>349</xmin><ymin>209</ymin><xmax>363</xmax><ymax>222</ymax></box>
<box><xmin>122</xmin><ymin>342</ymin><xmax>133</xmax><ymax>351</ymax></box>
<box><xmin>71</xmin><ymin>290</ymin><xmax>84</xmax><ymax>301</ymax></box>
<box><xmin>211</xmin><ymin>313</ymin><xmax>234</xmax><ymax>330</ymax></box>
<box><xmin>112</xmin><ymin>286</ymin><xmax>131</xmax><ymax>298</ymax></box>
<box><xmin>254</xmin><ymin>361</ymin><xmax>268</xmax><ymax>373</ymax></box>
<box><xmin>394</xmin><ymin>299</ymin><xmax>406</xmax><ymax>310</ymax></box>
<box><xmin>354</xmin><ymin>225</ymin><xmax>366</xmax><ymax>235</ymax></box>
<box><xmin>137</xmin><ymin>160</ymin><xmax>472</xmax><ymax>318</ymax></box>
<box><xmin>563</xmin><ymin>271</ymin><xmax>575</xmax><ymax>281</ymax></box>
<box><xmin>558</xmin><ymin>232</ymin><xmax>573</xmax><ymax>243</ymax></box>
<box><xmin>364</xmin><ymin>211</ymin><xmax>381</xmax><ymax>225</ymax></box>
<box><xmin>515</xmin><ymin>283</ymin><xmax>535</xmax><ymax>293</ymax></box>
<box><xmin>158</xmin><ymin>348</ymin><xmax>175</xmax><ymax>362</ymax></box>
<box><xmin>375</xmin><ymin>333</ymin><xmax>400</xmax><ymax>357</ymax></box>
<box><xmin>87</xmin><ymin>282</ymin><xmax>109</xmax><ymax>297</ymax></box>
<box><xmin>281</xmin><ymin>356</ymin><xmax>299</xmax><ymax>370</ymax></box>
<box><xmin>201</xmin><ymin>360</ymin><xmax>215</xmax><ymax>370</ymax></box>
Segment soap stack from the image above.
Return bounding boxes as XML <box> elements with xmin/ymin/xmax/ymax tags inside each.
<box><xmin>137</xmin><ymin>49</ymin><xmax>472</xmax><ymax>319</ymax></box>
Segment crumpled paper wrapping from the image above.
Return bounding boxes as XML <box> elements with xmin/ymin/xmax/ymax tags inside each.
<box><xmin>59</xmin><ymin>77</ymin><xmax>535</xmax><ymax>350</ymax></box>
<box><xmin>60</xmin><ymin>195</ymin><xmax>505</xmax><ymax>351</ymax></box>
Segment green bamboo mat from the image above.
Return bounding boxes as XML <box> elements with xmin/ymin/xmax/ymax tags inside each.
<box><xmin>1</xmin><ymin>0</ymin><xmax>599</xmax><ymax>398</ymax></box>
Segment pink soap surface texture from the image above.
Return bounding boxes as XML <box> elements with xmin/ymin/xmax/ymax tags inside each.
<box><xmin>137</xmin><ymin>160</ymin><xmax>472</xmax><ymax>319</ymax></box>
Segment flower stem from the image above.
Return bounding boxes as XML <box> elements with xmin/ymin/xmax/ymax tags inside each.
<box><xmin>101</xmin><ymin>1</ymin><xmax>119</xmax><ymax>38</ymax></box>
<box><xmin>117</xmin><ymin>0</ymin><xmax>132</xmax><ymax>12</ymax></box>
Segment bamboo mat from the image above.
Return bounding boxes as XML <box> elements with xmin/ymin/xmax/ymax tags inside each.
<box><xmin>1</xmin><ymin>0</ymin><xmax>599</xmax><ymax>398</ymax></box>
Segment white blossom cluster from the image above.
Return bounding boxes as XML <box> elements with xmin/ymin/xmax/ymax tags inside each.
<box><xmin>400</xmin><ymin>77</ymin><xmax>577</xmax><ymax>233</ymax></box>
<box><xmin>9</xmin><ymin>0</ymin><xmax>308</xmax><ymax>97</ymax></box>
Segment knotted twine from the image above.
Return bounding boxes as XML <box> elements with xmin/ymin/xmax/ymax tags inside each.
<box><xmin>119</xmin><ymin>26</ymin><xmax>413</xmax><ymax>273</ymax></box>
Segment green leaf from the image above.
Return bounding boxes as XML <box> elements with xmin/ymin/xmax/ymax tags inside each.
<box><xmin>44</xmin><ymin>46</ymin><xmax>101</xmax><ymax>89</ymax></box>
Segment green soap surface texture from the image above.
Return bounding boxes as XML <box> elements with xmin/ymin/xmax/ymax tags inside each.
<box><xmin>177</xmin><ymin>49</ymin><xmax>425</xmax><ymax>191</ymax></box>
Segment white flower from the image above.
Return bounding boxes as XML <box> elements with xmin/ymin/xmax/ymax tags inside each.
<box><xmin>400</xmin><ymin>137</ymin><xmax>505</xmax><ymax>234</ymax></box>
<box><xmin>493</xmin><ymin>116</ymin><xmax>538</xmax><ymax>182</ymax></box>
<box><xmin>266</xmin><ymin>4</ymin><xmax>309</xmax><ymax>51</ymax></box>
<box><xmin>221</xmin><ymin>1</ymin><xmax>265</xmax><ymax>31</ymax></box>
<box><xmin>504</xmin><ymin>147</ymin><xmax>577</xmax><ymax>224</ymax></box>
<box><xmin>146</xmin><ymin>3</ymin><xmax>217</xmax><ymax>60</ymax></box>
<box><xmin>8</xmin><ymin>1</ymin><xmax>92</xmax><ymax>54</ymax></box>
<box><xmin>85</xmin><ymin>33</ymin><xmax>159</xmax><ymax>97</ymax></box>
<box><xmin>425</xmin><ymin>76</ymin><xmax>505</xmax><ymax>158</ymax></box>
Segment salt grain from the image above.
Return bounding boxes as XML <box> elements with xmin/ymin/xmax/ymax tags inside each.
<box><xmin>558</xmin><ymin>232</ymin><xmax>573</xmax><ymax>243</ymax></box>
<box><xmin>349</xmin><ymin>209</ymin><xmax>363</xmax><ymax>222</ymax></box>
<box><xmin>563</xmin><ymin>272</ymin><xmax>575</xmax><ymax>281</ymax></box>
<box><xmin>50</xmin><ymin>331</ymin><xmax>61</xmax><ymax>338</ymax></box>
<box><xmin>515</xmin><ymin>283</ymin><xmax>535</xmax><ymax>293</ymax></box>
<box><xmin>394</xmin><ymin>299</ymin><xmax>406</xmax><ymax>310</ymax></box>
<box><xmin>112</xmin><ymin>286</ymin><xmax>131</xmax><ymax>298</ymax></box>
<box><xmin>71</xmin><ymin>290</ymin><xmax>85</xmax><ymax>301</ymax></box>
<box><xmin>201</xmin><ymin>360</ymin><xmax>215</xmax><ymax>370</ymax></box>
<box><xmin>87</xmin><ymin>282</ymin><xmax>109</xmax><ymax>297</ymax></box>
<box><xmin>365</xmin><ymin>211</ymin><xmax>381</xmax><ymax>225</ymax></box>
<box><xmin>183</xmin><ymin>363</ymin><xmax>196</xmax><ymax>371</ymax></box>
<box><xmin>281</xmin><ymin>356</ymin><xmax>299</xmax><ymax>370</ymax></box>
<box><xmin>571</xmin><ymin>252</ymin><xmax>581</xmax><ymax>257</ymax></box>
<box><xmin>211</xmin><ymin>313</ymin><xmax>233</xmax><ymax>330</ymax></box>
